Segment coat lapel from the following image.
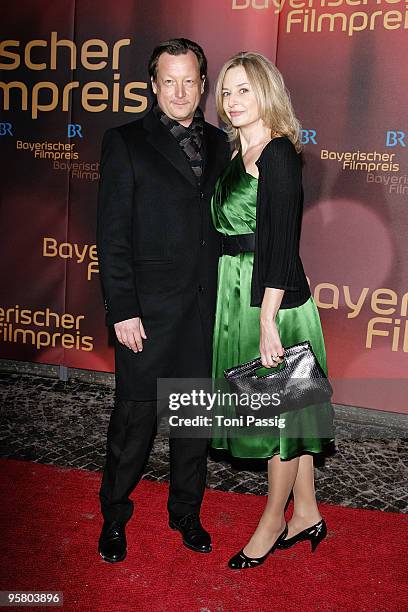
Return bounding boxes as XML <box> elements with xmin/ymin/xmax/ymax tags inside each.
<box><xmin>143</xmin><ymin>110</ymin><xmax>197</xmax><ymax>187</ymax></box>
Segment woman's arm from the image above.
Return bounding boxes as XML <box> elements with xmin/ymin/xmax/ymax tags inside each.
<box><xmin>255</xmin><ymin>138</ymin><xmax>303</xmax><ymax>366</ymax></box>
<box><xmin>260</xmin><ymin>288</ymin><xmax>285</xmax><ymax>367</ymax></box>
<box><xmin>258</xmin><ymin>138</ymin><xmax>303</xmax><ymax>290</ymax></box>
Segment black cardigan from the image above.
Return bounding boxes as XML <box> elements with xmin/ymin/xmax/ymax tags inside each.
<box><xmin>250</xmin><ymin>136</ymin><xmax>311</xmax><ymax>309</ymax></box>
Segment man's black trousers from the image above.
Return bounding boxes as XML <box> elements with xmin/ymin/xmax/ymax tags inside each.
<box><xmin>99</xmin><ymin>399</ymin><xmax>208</xmax><ymax>524</ymax></box>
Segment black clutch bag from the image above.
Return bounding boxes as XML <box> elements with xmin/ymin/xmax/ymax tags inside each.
<box><xmin>224</xmin><ymin>341</ymin><xmax>333</xmax><ymax>416</ymax></box>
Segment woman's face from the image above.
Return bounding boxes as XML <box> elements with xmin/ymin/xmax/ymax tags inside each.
<box><xmin>222</xmin><ymin>65</ymin><xmax>260</xmax><ymax>129</ymax></box>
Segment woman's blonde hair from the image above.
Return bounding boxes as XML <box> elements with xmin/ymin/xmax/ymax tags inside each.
<box><xmin>215</xmin><ymin>51</ymin><xmax>303</xmax><ymax>153</ymax></box>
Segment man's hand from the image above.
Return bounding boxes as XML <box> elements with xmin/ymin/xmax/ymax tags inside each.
<box><xmin>114</xmin><ymin>317</ymin><xmax>147</xmax><ymax>353</ymax></box>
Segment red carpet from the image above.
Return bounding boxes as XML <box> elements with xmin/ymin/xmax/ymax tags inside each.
<box><xmin>0</xmin><ymin>459</ymin><xmax>407</xmax><ymax>612</ymax></box>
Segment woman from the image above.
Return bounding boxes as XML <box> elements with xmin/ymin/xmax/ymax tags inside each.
<box><xmin>211</xmin><ymin>52</ymin><xmax>334</xmax><ymax>570</ymax></box>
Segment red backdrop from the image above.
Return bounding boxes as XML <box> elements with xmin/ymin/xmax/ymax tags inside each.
<box><xmin>1</xmin><ymin>0</ymin><xmax>407</xmax><ymax>412</ymax></box>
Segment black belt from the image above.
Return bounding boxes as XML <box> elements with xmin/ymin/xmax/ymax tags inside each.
<box><xmin>221</xmin><ymin>233</ymin><xmax>255</xmax><ymax>256</ymax></box>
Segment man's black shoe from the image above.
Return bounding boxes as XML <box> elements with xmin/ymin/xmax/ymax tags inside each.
<box><xmin>169</xmin><ymin>513</ymin><xmax>212</xmax><ymax>553</ymax></box>
<box><xmin>98</xmin><ymin>521</ymin><xmax>127</xmax><ymax>563</ymax></box>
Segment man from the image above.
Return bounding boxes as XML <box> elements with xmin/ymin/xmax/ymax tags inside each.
<box><xmin>97</xmin><ymin>38</ymin><xmax>229</xmax><ymax>563</ymax></box>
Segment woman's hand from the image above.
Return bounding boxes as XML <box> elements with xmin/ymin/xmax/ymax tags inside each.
<box><xmin>260</xmin><ymin>287</ymin><xmax>285</xmax><ymax>367</ymax></box>
<box><xmin>260</xmin><ymin>317</ymin><xmax>284</xmax><ymax>368</ymax></box>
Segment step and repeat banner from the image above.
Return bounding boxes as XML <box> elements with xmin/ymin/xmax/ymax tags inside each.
<box><xmin>1</xmin><ymin>1</ymin><xmax>407</xmax><ymax>411</ymax></box>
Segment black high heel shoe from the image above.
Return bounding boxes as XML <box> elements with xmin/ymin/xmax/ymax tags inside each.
<box><xmin>277</xmin><ymin>518</ymin><xmax>327</xmax><ymax>552</ymax></box>
<box><xmin>228</xmin><ymin>524</ymin><xmax>288</xmax><ymax>570</ymax></box>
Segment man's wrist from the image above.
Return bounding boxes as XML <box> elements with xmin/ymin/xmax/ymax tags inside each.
<box><xmin>107</xmin><ymin>311</ymin><xmax>141</xmax><ymax>326</ymax></box>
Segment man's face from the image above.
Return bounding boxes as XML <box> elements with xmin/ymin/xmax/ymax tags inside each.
<box><xmin>151</xmin><ymin>51</ymin><xmax>205</xmax><ymax>127</ymax></box>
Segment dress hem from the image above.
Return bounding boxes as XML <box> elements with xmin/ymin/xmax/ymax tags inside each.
<box><xmin>210</xmin><ymin>439</ymin><xmax>335</xmax><ymax>462</ymax></box>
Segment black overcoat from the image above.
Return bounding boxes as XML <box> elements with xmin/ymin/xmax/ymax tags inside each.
<box><xmin>97</xmin><ymin>109</ymin><xmax>230</xmax><ymax>400</ymax></box>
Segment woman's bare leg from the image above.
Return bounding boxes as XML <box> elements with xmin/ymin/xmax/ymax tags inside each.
<box><xmin>243</xmin><ymin>454</ymin><xmax>299</xmax><ymax>557</ymax></box>
<box><xmin>286</xmin><ymin>454</ymin><xmax>322</xmax><ymax>538</ymax></box>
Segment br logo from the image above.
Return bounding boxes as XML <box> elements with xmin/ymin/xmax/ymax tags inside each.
<box><xmin>68</xmin><ymin>124</ymin><xmax>83</xmax><ymax>138</ymax></box>
<box><xmin>386</xmin><ymin>131</ymin><xmax>406</xmax><ymax>147</ymax></box>
<box><xmin>0</xmin><ymin>122</ymin><xmax>13</xmax><ymax>136</ymax></box>
<box><xmin>301</xmin><ymin>129</ymin><xmax>317</xmax><ymax>145</ymax></box>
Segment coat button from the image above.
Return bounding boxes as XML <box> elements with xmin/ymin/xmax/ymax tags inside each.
<box><xmin>198</xmin><ymin>285</ymin><xmax>204</xmax><ymax>292</ymax></box>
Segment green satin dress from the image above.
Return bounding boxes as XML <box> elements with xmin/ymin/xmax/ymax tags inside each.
<box><xmin>211</xmin><ymin>151</ymin><xmax>334</xmax><ymax>460</ymax></box>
